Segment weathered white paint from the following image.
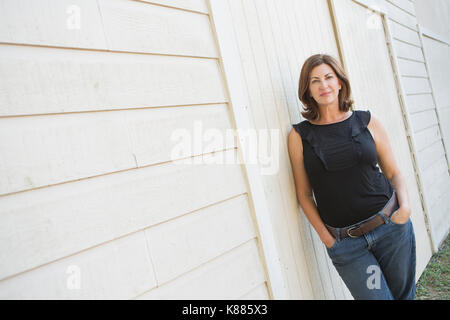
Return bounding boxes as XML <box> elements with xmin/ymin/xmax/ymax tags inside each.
<box><xmin>0</xmin><ymin>0</ymin><xmax>269</xmax><ymax>300</ymax></box>
<box><xmin>0</xmin><ymin>45</ymin><xmax>227</xmax><ymax>116</ymax></box>
<box><xmin>136</xmin><ymin>239</ymin><xmax>267</xmax><ymax>299</ymax></box>
<box><xmin>212</xmin><ymin>0</ymin><xmax>354</xmax><ymax>300</ymax></box>
<box><xmin>208</xmin><ymin>0</ymin><xmax>289</xmax><ymax>299</ymax></box>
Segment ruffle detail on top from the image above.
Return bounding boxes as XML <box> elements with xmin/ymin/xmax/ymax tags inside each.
<box><xmin>298</xmin><ymin>110</ymin><xmax>371</xmax><ymax>172</ymax></box>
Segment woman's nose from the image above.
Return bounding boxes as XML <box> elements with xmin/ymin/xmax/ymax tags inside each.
<box><xmin>319</xmin><ymin>80</ymin><xmax>328</xmax><ymax>88</ymax></box>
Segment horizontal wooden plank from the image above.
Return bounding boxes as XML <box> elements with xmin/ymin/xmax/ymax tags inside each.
<box><xmin>136</xmin><ymin>239</ymin><xmax>267</xmax><ymax>299</ymax></box>
<box><xmin>0</xmin><ymin>0</ymin><xmax>216</xmax><ymax>57</ymax></box>
<box><xmin>145</xmin><ymin>194</ymin><xmax>256</xmax><ymax>284</ymax></box>
<box><xmin>0</xmin><ymin>0</ymin><xmax>107</xmax><ymax>49</ymax></box>
<box><xmin>397</xmin><ymin>58</ymin><xmax>427</xmax><ymax>77</ymax></box>
<box><xmin>402</xmin><ymin>76</ymin><xmax>431</xmax><ymax>95</ymax></box>
<box><xmin>0</xmin><ymin>149</ymin><xmax>247</xmax><ymax>280</ymax></box>
<box><xmin>422</xmin><ymin>155</ymin><xmax>448</xmax><ymax>190</ymax></box>
<box><xmin>387</xmin><ymin>0</ymin><xmax>416</xmax><ymax>16</ymax></box>
<box><xmin>385</xmin><ymin>2</ymin><xmax>417</xmax><ymax>30</ymax></box>
<box><xmin>414</xmin><ymin>124</ymin><xmax>442</xmax><ymax>151</ymax></box>
<box><xmin>417</xmin><ymin>140</ymin><xmax>445</xmax><ymax>171</ymax></box>
<box><xmin>410</xmin><ymin>109</ymin><xmax>438</xmax><ymax>132</ymax></box>
<box><xmin>392</xmin><ymin>39</ymin><xmax>424</xmax><ymax>62</ymax></box>
<box><xmin>140</xmin><ymin>0</ymin><xmax>209</xmax><ymax>14</ymax></box>
<box><xmin>405</xmin><ymin>93</ymin><xmax>435</xmax><ymax>113</ymax></box>
<box><xmin>0</xmin><ymin>44</ymin><xmax>227</xmax><ymax>116</ymax></box>
<box><xmin>0</xmin><ymin>231</ymin><xmax>156</xmax><ymax>299</ymax></box>
<box><xmin>0</xmin><ymin>104</ymin><xmax>234</xmax><ymax>195</ymax></box>
<box><xmin>99</xmin><ymin>0</ymin><xmax>217</xmax><ymax>57</ymax></box>
<box><xmin>389</xmin><ymin>19</ymin><xmax>420</xmax><ymax>46</ymax></box>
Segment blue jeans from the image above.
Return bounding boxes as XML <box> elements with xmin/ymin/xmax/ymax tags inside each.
<box><xmin>325</xmin><ymin>203</ymin><xmax>416</xmax><ymax>300</ymax></box>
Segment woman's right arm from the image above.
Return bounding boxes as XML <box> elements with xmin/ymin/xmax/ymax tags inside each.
<box><xmin>288</xmin><ymin>128</ymin><xmax>335</xmax><ymax>248</ymax></box>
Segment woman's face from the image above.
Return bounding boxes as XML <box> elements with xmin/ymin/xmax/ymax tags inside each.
<box><xmin>308</xmin><ymin>63</ymin><xmax>342</xmax><ymax>108</ymax></box>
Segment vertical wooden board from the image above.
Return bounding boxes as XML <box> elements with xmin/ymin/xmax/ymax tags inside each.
<box><xmin>140</xmin><ymin>0</ymin><xmax>209</xmax><ymax>14</ymax></box>
<box><xmin>0</xmin><ymin>231</ymin><xmax>156</xmax><ymax>299</ymax></box>
<box><xmin>98</xmin><ymin>0</ymin><xmax>217</xmax><ymax>57</ymax></box>
<box><xmin>0</xmin><ymin>0</ymin><xmax>107</xmax><ymax>49</ymax></box>
<box><xmin>256</xmin><ymin>0</ymin><xmax>336</xmax><ymax>299</ymax></box>
<box><xmin>333</xmin><ymin>0</ymin><xmax>432</xmax><ymax>274</ymax></box>
<box><xmin>226</xmin><ymin>0</ymin><xmax>346</xmax><ymax>299</ymax></box>
<box><xmin>0</xmin><ymin>149</ymin><xmax>247</xmax><ymax>280</ymax></box>
<box><xmin>0</xmin><ymin>45</ymin><xmax>227</xmax><ymax>116</ymax></box>
<box><xmin>136</xmin><ymin>240</ymin><xmax>267</xmax><ymax>299</ymax></box>
<box><xmin>238</xmin><ymin>0</ymin><xmax>305</xmax><ymax>299</ymax></box>
<box><xmin>144</xmin><ymin>195</ymin><xmax>256</xmax><ymax>284</ymax></box>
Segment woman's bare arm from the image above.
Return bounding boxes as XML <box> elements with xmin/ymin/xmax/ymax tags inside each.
<box><xmin>368</xmin><ymin>114</ymin><xmax>411</xmax><ymax>223</ymax></box>
<box><xmin>288</xmin><ymin>127</ymin><xmax>335</xmax><ymax>247</ymax></box>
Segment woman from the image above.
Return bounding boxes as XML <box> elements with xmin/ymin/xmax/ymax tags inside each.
<box><xmin>288</xmin><ymin>54</ymin><xmax>416</xmax><ymax>300</ymax></box>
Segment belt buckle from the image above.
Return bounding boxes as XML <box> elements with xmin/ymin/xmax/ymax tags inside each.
<box><xmin>346</xmin><ymin>226</ymin><xmax>359</xmax><ymax>238</ymax></box>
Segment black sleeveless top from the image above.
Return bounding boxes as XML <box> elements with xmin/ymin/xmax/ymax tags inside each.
<box><xmin>292</xmin><ymin>110</ymin><xmax>393</xmax><ymax>227</ymax></box>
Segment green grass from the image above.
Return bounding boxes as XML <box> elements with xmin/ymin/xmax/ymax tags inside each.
<box><xmin>415</xmin><ymin>234</ymin><xmax>450</xmax><ymax>300</ymax></box>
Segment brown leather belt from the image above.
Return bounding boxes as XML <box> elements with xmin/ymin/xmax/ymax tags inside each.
<box><xmin>326</xmin><ymin>191</ymin><xmax>399</xmax><ymax>239</ymax></box>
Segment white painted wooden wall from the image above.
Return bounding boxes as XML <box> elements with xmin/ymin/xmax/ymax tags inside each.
<box><xmin>368</xmin><ymin>0</ymin><xmax>450</xmax><ymax>251</ymax></box>
<box><xmin>0</xmin><ymin>0</ymin><xmax>447</xmax><ymax>300</ymax></box>
<box><xmin>213</xmin><ymin>0</ymin><xmax>354</xmax><ymax>300</ymax></box>
<box><xmin>0</xmin><ymin>0</ymin><xmax>270</xmax><ymax>299</ymax></box>
<box><xmin>414</xmin><ymin>0</ymin><xmax>450</xmax><ymax>249</ymax></box>
<box><xmin>333</xmin><ymin>0</ymin><xmax>432</xmax><ymax>277</ymax></box>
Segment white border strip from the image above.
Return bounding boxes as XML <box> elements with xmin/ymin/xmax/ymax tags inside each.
<box><xmin>206</xmin><ymin>0</ymin><xmax>288</xmax><ymax>299</ymax></box>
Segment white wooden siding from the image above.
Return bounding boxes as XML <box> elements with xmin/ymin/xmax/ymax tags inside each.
<box><xmin>0</xmin><ymin>0</ymin><xmax>270</xmax><ymax>299</ymax></box>
<box><xmin>0</xmin><ymin>0</ymin><xmax>447</xmax><ymax>300</ymax></box>
<box><xmin>222</xmin><ymin>0</ymin><xmax>352</xmax><ymax>300</ymax></box>
<box><xmin>419</xmin><ymin>34</ymin><xmax>450</xmax><ymax>246</ymax></box>
<box><xmin>334</xmin><ymin>0</ymin><xmax>432</xmax><ymax>279</ymax></box>
<box><xmin>136</xmin><ymin>239</ymin><xmax>267</xmax><ymax>299</ymax></box>
<box><xmin>383</xmin><ymin>0</ymin><xmax>450</xmax><ymax>250</ymax></box>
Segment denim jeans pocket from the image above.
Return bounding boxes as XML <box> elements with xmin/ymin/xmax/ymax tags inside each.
<box><xmin>326</xmin><ymin>238</ymin><xmax>339</xmax><ymax>251</ymax></box>
<box><xmin>388</xmin><ymin>209</ymin><xmax>409</xmax><ymax>226</ymax></box>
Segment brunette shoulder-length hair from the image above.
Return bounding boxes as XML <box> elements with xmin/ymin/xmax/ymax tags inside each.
<box><xmin>298</xmin><ymin>54</ymin><xmax>354</xmax><ymax>121</ymax></box>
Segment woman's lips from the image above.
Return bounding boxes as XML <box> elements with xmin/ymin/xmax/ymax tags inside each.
<box><xmin>320</xmin><ymin>92</ymin><xmax>331</xmax><ymax>96</ymax></box>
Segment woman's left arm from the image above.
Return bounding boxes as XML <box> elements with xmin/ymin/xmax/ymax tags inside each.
<box><xmin>368</xmin><ymin>114</ymin><xmax>411</xmax><ymax>223</ymax></box>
